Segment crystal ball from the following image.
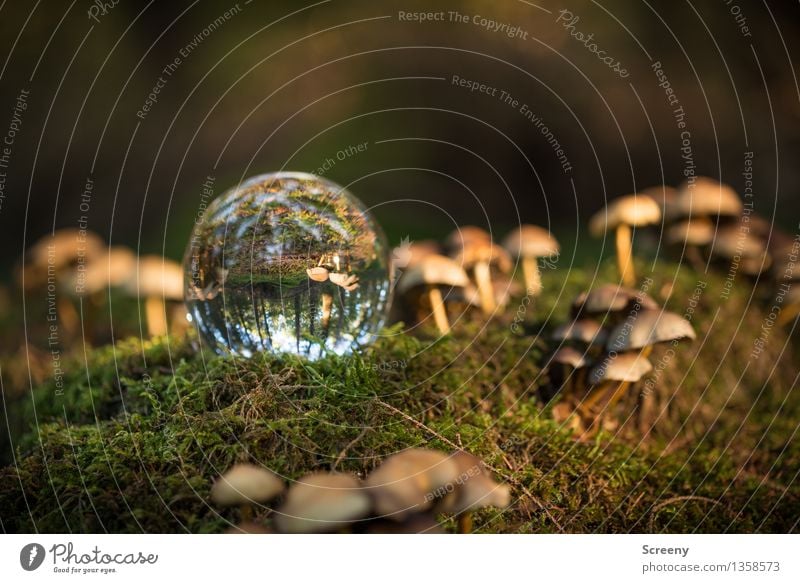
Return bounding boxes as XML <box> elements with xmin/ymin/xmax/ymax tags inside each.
<box><xmin>184</xmin><ymin>172</ymin><xmax>392</xmax><ymax>359</ymax></box>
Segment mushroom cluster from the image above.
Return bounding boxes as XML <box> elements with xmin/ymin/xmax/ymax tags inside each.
<box><xmin>393</xmin><ymin>224</ymin><xmax>559</xmax><ymax>334</ymax></box>
<box><xmin>547</xmin><ymin>285</ymin><xmax>696</xmax><ymax>438</ymax></box>
<box><xmin>17</xmin><ymin>228</ymin><xmax>186</xmax><ymax>341</ymax></box>
<box><xmin>210</xmin><ymin>448</ymin><xmax>510</xmax><ymax>534</ymax></box>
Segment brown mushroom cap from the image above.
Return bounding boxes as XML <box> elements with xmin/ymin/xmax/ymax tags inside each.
<box><xmin>306</xmin><ymin>266</ymin><xmax>330</xmax><ymax>282</ymax></box>
<box><xmin>710</xmin><ymin>225</ymin><xmax>768</xmax><ymax>260</ymax></box>
<box><xmin>454</xmin><ymin>240</ymin><xmax>513</xmax><ymax>274</ymax></box>
<box><xmin>502</xmin><ymin>225</ymin><xmax>560</xmax><ymax>259</ymax></box>
<box><xmin>676</xmin><ymin>177</ymin><xmax>743</xmax><ymax>218</ymax></box>
<box><xmin>641</xmin><ymin>185</ymin><xmax>680</xmax><ymax>221</ymax></box>
<box><xmin>589</xmin><ymin>352</ymin><xmax>654</xmax><ymax>384</ymax></box>
<box><xmin>572</xmin><ymin>284</ymin><xmax>659</xmax><ymax>316</ymax></box>
<box><xmin>552</xmin><ymin>319</ymin><xmax>608</xmax><ymax>347</ymax></box>
<box><xmin>393</xmin><ymin>240</ymin><xmax>441</xmax><ymax>269</ymax></box>
<box><xmin>210</xmin><ymin>463</ymin><xmax>285</xmax><ymax>507</ymax></box>
<box><xmin>666</xmin><ymin>217</ymin><xmax>715</xmax><ymax>247</ymax></box>
<box><xmin>26</xmin><ymin>228</ymin><xmax>105</xmax><ymax>270</ymax></box>
<box><xmin>605</xmin><ymin>309</ymin><xmax>696</xmax><ymax>351</ymax></box>
<box><xmin>445</xmin><ymin>226</ymin><xmax>491</xmax><ymax>252</ymax></box>
<box><xmin>435</xmin><ymin>451</ymin><xmax>511</xmax><ymax>515</ymax></box>
<box><xmin>275</xmin><ymin>472</ymin><xmax>371</xmax><ymax>534</ymax></box>
<box><xmin>548</xmin><ymin>347</ymin><xmax>591</xmax><ymax>370</ymax></box>
<box><xmin>589</xmin><ymin>194</ymin><xmax>662</xmax><ymax>237</ymax></box>
<box><xmin>70</xmin><ymin>246</ymin><xmax>136</xmax><ymax>295</ymax></box>
<box><xmin>396</xmin><ymin>254</ymin><xmax>470</xmax><ymax>294</ymax></box>
<box><xmin>125</xmin><ymin>255</ymin><xmax>184</xmax><ymax>299</ymax></box>
<box><xmin>365</xmin><ymin>448</ymin><xmax>460</xmax><ymax>521</ymax></box>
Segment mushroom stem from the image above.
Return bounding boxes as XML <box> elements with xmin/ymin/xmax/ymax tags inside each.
<box><xmin>428</xmin><ymin>286</ymin><xmax>450</xmax><ymax>335</ymax></box>
<box><xmin>57</xmin><ymin>297</ymin><xmax>79</xmax><ymax>338</ymax></box>
<box><xmin>521</xmin><ymin>256</ymin><xmax>542</xmax><ymax>296</ymax></box>
<box><xmin>144</xmin><ymin>296</ymin><xmax>168</xmax><ymax>336</ymax></box>
<box><xmin>457</xmin><ymin>512</ymin><xmax>473</xmax><ymax>534</ymax></box>
<box><xmin>239</xmin><ymin>504</ymin><xmax>253</xmax><ymax>523</ymax></box>
<box><xmin>686</xmin><ymin>245</ymin><xmax>705</xmax><ymax>272</ymax></box>
<box><xmin>321</xmin><ymin>293</ymin><xmax>333</xmax><ymax>331</ymax></box>
<box><xmin>615</xmin><ymin>224</ymin><xmax>635</xmax><ymax>287</ymax></box>
<box><xmin>473</xmin><ymin>261</ymin><xmax>495</xmax><ymax>314</ymax></box>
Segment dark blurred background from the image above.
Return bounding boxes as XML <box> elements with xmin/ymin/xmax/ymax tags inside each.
<box><xmin>0</xmin><ymin>0</ymin><xmax>798</xmax><ymax>276</ymax></box>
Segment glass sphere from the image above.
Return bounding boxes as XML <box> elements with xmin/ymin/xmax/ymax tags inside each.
<box><xmin>184</xmin><ymin>172</ymin><xmax>391</xmax><ymax>360</ymax></box>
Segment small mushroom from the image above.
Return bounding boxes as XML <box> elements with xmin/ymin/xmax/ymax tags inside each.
<box><xmin>502</xmin><ymin>225</ymin><xmax>560</xmax><ymax>296</ymax></box>
<box><xmin>589</xmin><ymin>195</ymin><xmax>662</xmax><ymax>287</ymax></box>
<box><xmin>393</xmin><ymin>239</ymin><xmax>441</xmax><ymax>270</ymax></box>
<box><xmin>211</xmin><ymin>463</ymin><xmax>285</xmax><ymax>522</ymax></box>
<box><xmin>709</xmin><ymin>224</ymin><xmax>771</xmax><ymax>276</ymax></box>
<box><xmin>307</xmin><ymin>266</ymin><xmax>330</xmax><ymax>282</ymax></box>
<box><xmin>453</xmin><ymin>241</ymin><xmax>512</xmax><ymax>315</ymax></box>
<box><xmin>605</xmin><ymin>309</ymin><xmax>696</xmax><ymax>356</ymax></box>
<box><xmin>435</xmin><ymin>451</ymin><xmax>511</xmax><ymax>533</ymax></box>
<box><xmin>571</xmin><ymin>284</ymin><xmax>659</xmax><ymax>320</ymax></box>
<box><xmin>396</xmin><ymin>255</ymin><xmax>470</xmax><ymax>335</ymax></box>
<box><xmin>329</xmin><ymin>272</ymin><xmax>359</xmax><ymax>291</ymax></box>
<box><xmin>552</xmin><ymin>318</ymin><xmax>608</xmax><ymax>349</ymax></box>
<box><xmin>445</xmin><ymin>226</ymin><xmax>491</xmax><ymax>254</ymax></box>
<box><xmin>275</xmin><ymin>472</ymin><xmax>371</xmax><ymax>534</ymax></box>
<box><xmin>579</xmin><ymin>352</ymin><xmax>654</xmax><ymax>435</ymax></box>
<box><xmin>546</xmin><ymin>346</ymin><xmax>592</xmax><ymax>394</ymax></box>
<box><xmin>675</xmin><ymin>177</ymin><xmax>743</xmax><ymax>219</ymax></box>
<box><xmin>665</xmin><ymin>217</ymin><xmax>714</xmax><ymax>270</ymax></box>
<box><xmin>365</xmin><ymin>448</ymin><xmax>459</xmax><ymax>522</ymax></box>
<box><xmin>124</xmin><ymin>255</ymin><xmax>183</xmax><ymax>336</ymax></box>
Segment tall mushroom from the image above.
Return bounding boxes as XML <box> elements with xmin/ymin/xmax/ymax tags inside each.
<box><xmin>210</xmin><ymin>463</ymin><xmax>285</xmax><ymax>522</ymax></box>
<box><xmin>275</xmin><ymin>472</ymin><xmax>371</xmax><ymax>534</ymax></box>
<box><xmin>589</xmin><ymin>195</ymin><xmax>662</xmax><ymax>287</ymax></box>
<box><xmin>125</xmin><ymin>255</ymin><xmax>183</xmax><ymax>337</ymax></box>
<box><xmin>445</xmin><ymin>226</ymin><xmax>491</xmax><ymax>254</ymax></box>
<box><xmin>675</xmin><ymin>177</ymin><xmax>743</xmax><ymax>221</ymax></box>
<box><xmin>365</xmin><ymin>448</ymin><xmax>459</xmax><ymax>522</ymax></box>
<box><xmin>502</xmin><ymin>225</ymin><xmax>560</xmax><ymax>297</ymax></box>
<box><xmin>579</xmin><ymin>352</ymin><xmax>654</xmax><ymax>437</ymax></box>
<box><xmin>665</xmin><ymin>217</ymin><xmax>714</xmax><ymax>271</ymax></box>
<box><xmin>396</xmin><ymin>255</ymin><xmax>470</xmax><ymax>335</ymax></box>
<box><xmin>435</xmin><ymin>451</ymin><xmax>510</xmax><ymax>533</ymax></box>
<box><xmin>453</xmin><ymin>240</ymin><xmax>512</xmax><ymax>315</ymax></box>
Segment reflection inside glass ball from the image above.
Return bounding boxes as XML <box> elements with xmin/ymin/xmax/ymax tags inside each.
<box><xmin>184</xmin><ymin>172</ymin><xmax>391</xmax><ymax>360</ymax></box>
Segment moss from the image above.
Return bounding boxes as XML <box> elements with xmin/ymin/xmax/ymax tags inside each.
<box><xmin>1</xmin><ymin>259</ymin><xmax>798</xmax><ymax>533</ymax></box>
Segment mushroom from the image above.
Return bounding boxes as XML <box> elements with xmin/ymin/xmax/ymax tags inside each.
<box><xmin>18</xmin><ymin>229</ymin><xmax>106</xmax><ymax>338</ymax></box>
<box><xmin>589</xmin><ymin>194</ymin><xmax>662</xmax><ymax>287</ymax></box>
<box><xmin>306</xmin><ymin>266</ymin><xmax>330</xmax><ymax>282</ymax></box>
<box><xmin>552</xmin><ymin>318</ymin><xmax>608</xmax><ymax>349</ymax></box>
<box><xmin>365</xmin><ymin>448</ymin><xmax>459</xmax><ymax>522</ymax></box>
<box><xmin>453</xmin><ymin>240</ymin><xmax>512</xmax><ymax>315</ymax></box>
<box><xmin>502</xmin><ymin>225</ymin><xmax>560</xmax><ymax>296</ymax></box>
<box><xmin>210</xmin><ymin>463</ymin><xmax>285</xmax><ymax>522</ymax></box>
<box><xmin>579</xmin><ymin>352</ymin><xmax>654</xmax><ymax>433</ymax></box>
<box><xmin>445</xmin><ymin>226</ymin><xmax>491</xmax><ymax>254</ymax></box>
<box><xmin>329</xmin><ymin>272</ymin><xmax>359</xmax><ymax>291</ymax></box>
<box><xmin>709</xmin><ymin>224</ymin><xmax>771</xmax><ymax>276</ymax></box>
<box><xmin>124</xmin><ymin>255</ymin><xmax>183</xmax><ymax>336</ymax></box>
<box><xmin>641</xmin><ymin>185</ymin><xmax>680</xmax><ymax>222</ymax></box>
<box><xmin>605</xmin><ymin>309</ymin><xmax>696</xmax><ymax>358</ymax></box>
<box><xmin>545</xmin><ymin>346</ymin><xmax>592</xmax><ymax>394</ymax></box>
<box><xmin>435</xmin><ymin>451</ymin><xmax>511</xmax><ymax>533</ymax></box>
<box><xmin>393</xmin><ymin>239</ymin><xmax>441</xmax><ymax>270</ymax></box>
<box><xmin>665</xmin><ymin>217</ymin><xmax>714</xmax><ymax>271</ymax></box>
<box><xmin>275</xmin><ymin>472</ymin><xmax>370</xmax><ymax>534</ymax></box>
<box><xmin>675</xmin><ymin>177</ymin><xmax>743</xmax><ymax>220</ymax></box>
<box><xmin>571</xmin><ymin>284</ymin><xmax>659</xmax><ymax>322</ymax></box>
<box><xmin>396</xmin><ymin>255</ymin><xmax>470</xmax><ymax>335</ymax></box>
